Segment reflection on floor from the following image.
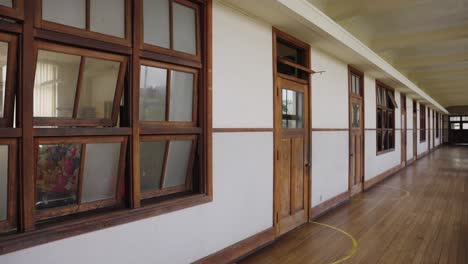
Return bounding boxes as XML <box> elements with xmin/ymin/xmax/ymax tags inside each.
<box><xmin>240</xmin><ymin>146</ymin><xmax>468</xmax><ymax>264</ymax></box>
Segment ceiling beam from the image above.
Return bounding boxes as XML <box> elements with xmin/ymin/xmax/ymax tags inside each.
<box><xmin>372</xmin><ymin>24</ymin><xmax>468</xmax><ymax>52</ymax></box>
<box><xmin>396</xmin><ymin>52</ymin><xmax>468</xmax><ymax>69</ymax></box>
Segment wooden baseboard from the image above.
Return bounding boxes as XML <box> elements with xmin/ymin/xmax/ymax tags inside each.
<box><xmin>406</xmin><ymin>158</ymin><xmax>415</xmax><ymax>166</ymax></box>
<box><xmin>364</xmin><ymin>164</ymin><xmax>403</xmax><ymax>191</ymax></box>
<box><xmin>193</xmin><ymin>228</ymin><xmax>275</xmax><ymax>264</ymax></box>
<box><xmin>310</xmin><ymin>191</ymin><xmax>350</xmax><ymax>220</ymax></box>
<box><xmin>418</xmin><ymin>151</ymin><xmax>429</xmax><ymax>159</ymax></box>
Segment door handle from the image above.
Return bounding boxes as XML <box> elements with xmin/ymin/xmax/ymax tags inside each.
<box><xmin>305</xmin><ymin>163</ymin><xmax>310</xmax><ymax>168</ymax></box>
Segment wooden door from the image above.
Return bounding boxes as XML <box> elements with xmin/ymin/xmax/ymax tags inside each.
<box><xmin>274</xmin><ymin>77</ymin><xmax>309</xmax><ymax>236</ymax></box>
<box><xmin>428</xmin><ymin>110</ymin><xmax>431</xmax><ymax>151</ymax></box>
<box><xmin>349</xmin><ymin>97</ymin><xmax>363</xmax><ymax>196</ymax></box>
<box><xmin>401</xmin><ymin>95</ymin><xmax>407</xmax><ymax>165</ymax></box>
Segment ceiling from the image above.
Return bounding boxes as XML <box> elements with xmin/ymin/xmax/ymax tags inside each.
<box><xmin>308</xmin><ymin>0</ymin><xmax>468</xmax><ymax>108</ymax></box>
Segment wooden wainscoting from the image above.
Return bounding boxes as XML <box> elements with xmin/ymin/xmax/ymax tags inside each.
<box><xmin>364</xmin><ymin>164</ymin><xmax>404</xmax><ymax>190</ymax></box>
<box><xmin>310</xmin><ymin>191</ymin><xmax>350</xmax><ymax>220</ymax></box>
<box><xmin>193</xmin><ymin>228</ymin><xmax>275</xmax><ymax>264</ymax></box>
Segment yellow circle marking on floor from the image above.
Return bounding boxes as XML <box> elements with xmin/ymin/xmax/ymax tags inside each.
<box><xmin>311</xmin><ymin>221</ymin><xmax>358</xmax><ymax>264</ymax></box>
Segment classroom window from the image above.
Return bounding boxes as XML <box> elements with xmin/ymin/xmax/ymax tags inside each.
<box><xmin>420</xmin><ymin>105</ymin><xmax>426</xmax><ymax>142</ymax></box>
<box><xmin>0</xmin><ymin>0</ymin><xmax>211</xmax><ymax>252</ymax></box>
<box><xmin>143</xmin><ymin>0</ymin><xmax>200</xmax><ymax>59</ymax></box>
<box><xmin>37</xmin><ymin>0</ymin><xmax>130</xmax><ymax>44</ymax></box>
<box><xmin>376</xmin><ymin>82</ymin><xmax>396</xmax><ymax>153</ymax></box>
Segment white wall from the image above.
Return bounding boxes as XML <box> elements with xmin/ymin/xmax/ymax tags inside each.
<box><xmin>1</xmin><ymin>3</ymin><xmax>275</xmax><ymax>264</ymax></box>
<box><xmin>310</xmin><ymin>48</ymin><xmax>349</xmax><ymax>206</ymax></box>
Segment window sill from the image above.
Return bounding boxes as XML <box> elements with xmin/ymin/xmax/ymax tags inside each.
<box><xmin>376</xmin><ymin>148</ymin><xmax>395</xmax><ymax>156</ymax></box>
<box><xmin>0</xmin><ymin>193</ymin><xmax>212</xmax><ymax>255</ymax></box>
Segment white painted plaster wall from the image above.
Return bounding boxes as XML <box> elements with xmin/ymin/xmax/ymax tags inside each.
<box><xmin>310</xmin><ymin>48</ymin><xmax>349</xmax><ymax>206</ymax></box>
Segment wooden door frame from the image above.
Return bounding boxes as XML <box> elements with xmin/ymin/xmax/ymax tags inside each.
<box><xmin>413</xmin><ymin>100</ymin><xmax>417</xmax><ymax>160</ymax></box>
<box><xmin>400</xmin><ymin>94</ymin><xmax>407</xmax><ymax>166</ymax></box>
<box><xmin>347</xmin><ymin>66</ymin><xmax>365</xmax><ymax>195</ymax></box>
<box><xmin>272</xmin><ymin>28</ymin><xmax>311</xmax><ymax>236</ymax></box>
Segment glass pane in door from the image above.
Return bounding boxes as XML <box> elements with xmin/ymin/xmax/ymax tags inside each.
<box><xmin>352</xmin><ymin>103</ymin><xmax>360</xmax><ymax>128</ymax></box>
<box><xmin>282</xmin><ymin>89</ymin><xmax>304</xmax><ymax>129</ymax></box>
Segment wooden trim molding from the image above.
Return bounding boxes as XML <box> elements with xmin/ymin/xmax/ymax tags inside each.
<box><xmin>311</xmin><ymin>128</ymin><xmax>349</xmax><ymax>132</ymax></box>
<box><xmin>364</xmin><ymin>164</ymin><xmax>403</xmax><ymax>190</ymax></box>
<box><xmin>406</xmin><ymin>158</ymin><xmax>415</xmax><ymax>166</ymax></box>
<box><xmin>310</xmin><ymin>191</ymin><xmax>350</xmax><ymax>220</ymax></box>
<box><xmin>193</xmin><ymin>227</ymin><xmax>275</xmax><ymax>264</ymax></box>
<box><xmin>213</xmin><ymin>128</ymin><xmax>273</xmax><ymax>133</ymax></box>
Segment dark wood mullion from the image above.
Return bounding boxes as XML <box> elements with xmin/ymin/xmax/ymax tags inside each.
<box><xmin>166</xmin><ymin>70</ymin><xmax>172</xmax><ymax>121</ymax></box>
<box><xmin>169</xmin><ymin>0</ymin><xmax>174</xmax><ymax>50</ymax></box>
<box><xmin>159</xmin><ymin>141</ymin><xmax>171</xmax><ymax>189</ymax></box>
<box><xmin>20</xmin><ymin>0</ymin><xmax>36</xmax><ymax>232</ymax></box>
<box><xmin>77</xmin><ymin>144</ymin><xmax>86</xmax><ymax>204</ymax></box>
<box><xmin>85</xmin><ymin>0</ymin><xmax>90</xmax><ymax>31</ymax></box>
<box><xmin>72</xmin><ymin>57</ymin><xmax>86</xmax><ymax>118</ymax></box>
<box><xmin>130</xmin><ymin>0</ymin><xmax>142</xmax><ymax>209</ymax></box>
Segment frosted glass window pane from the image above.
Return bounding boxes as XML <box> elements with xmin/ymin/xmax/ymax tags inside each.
<box><xmin>0</xmin><ymin>42</ymin><xmax>8</xmax><ymax>118</ymax></box>
<box><xmin>36</xmin><ymin>144</ymin><xmax>81</xmax><ymax>210</ymax></box>
<box><xmin>143</xmin><ymin>0</ymin><xmax>170</xmax><ymax>49</ymax></box>
<box><xmin>169</xmin><ymin>71</ymin><xmax>193</xmax><ymax>121</ymax></box>
<box><xmin>0</xmin><ymin>145</ymin><xmax>8</xmax><ymax>221</ymax></box>
<box><xmin>42</xmin><ymin>0</ymin><xmax>86</xmax><ymax>29</ymax></box>
<box><xmin>140</xmin><ymin>66</ymin><xmax>167</xmax><ymax>121</ymax></box>
<box><xmin>34</xmin><ymin>50</ymin><xmax>81</xmax><ymax>118</ymax></box>
<box><xmin>164</xmin><ymin>140</ymin><xmax>191</xmax><ymax>188</ymax></box>
<box><xmin>0</xmin><ymin>0</ymin><xmax>12</xmax><ymax>7</ymax></box>
<box><xmin>140</xmin><ymin>141</ymin><xmax>166</xmax><ymax>193</ymax></box>
<box><xmin>82</xmin><ymin>143</ymin><xmax>121</xmax><ymax>203</ymax></box>
<box><xmin>77</xmin><ymin>58</ymin><xmax>120</xmax><ymax>119</ymax></box>
<box><xmin>90</xmin><ymin>0</ymin><xmax>125</xmax><ymax>38</ymax></box>
<box><xmin>173</xmin><ymin>3</ymin><xmax>196</xmax><ymax>55</ymax></box>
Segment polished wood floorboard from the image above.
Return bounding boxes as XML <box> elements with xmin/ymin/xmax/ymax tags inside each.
<box><xmin>240</xmin><ymin>145</ymin><xmax>468</xmax><ymax>264</ymax></box>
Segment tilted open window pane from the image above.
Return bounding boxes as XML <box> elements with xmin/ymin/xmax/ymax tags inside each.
<box><xmin>0</xmin><ymin>145</ymin><xmax>8</xmax><ymax>221</ymax></box>
<box><xmin>36</xmin><ymin>144</ymin><xmax>81</xmax><ymax>210</ymax></box>
<box><xmin>164</xmin><ymin>140</ymin><xmax>192</xmax><ymax>188</ymax></box>
<box><xmin>463</xmin><ymin>123</ymin><xmax>468</xmax><ymax>130</ymax></box>
<box><xmin>90</xmin><ymin>0</ymin><xmax>125</xmax><ymax>38</ymax></box>
<box><xmin>81</xmin><ymin>143</ymin><xmax>121</xmax><ymax>203</ymax></box>
<box><xmin>0</xmin><ymin>0</ymin><xmax>12</xmax><ymax>7</ymax></box>
<box><xmin>143</xmin><ymin>0</ymin><xmax>170</xmax><ymax>49</ymax></box>
<box><xmin>34</xmin><ymin>50</ymin><xmax>80</xmax><ymax>118</ymax></box>
<box><xmin>173</xmin><ymin>2</ymin><xmax>197</xmax><ymax>55</ymax></box>
<box><xmin>139</xmin><ymin>136</ymin><xmax>196</xmax><ymax>199</ymax></box>
<box><xmin>77</xmin><ymin>58</ymin><xmax>120</xmax><ymax>120</ymax></box>
<box><xmin>450</xmin><ymin>116</ymin><xmax>461</xmax><ymax>122</ymax></box>
<box><xmin>451</xmin><ymin>123</ymin><xmax>460</xmax><ymax>130</ymax></box>
<box><xmin>462</xmin><ymin>116</ymin><xmax>468</xmax><ymax>121</ymax></box>
<box><xmin>282</xmin><ymin>89</ymin><xmax>304</xmax><ymax>129</ymax></box>
<box><xmin>139</xmin><ymin>141</ymin><xmax>166</xmax><ymax>194</ymax></box>
<box><xmin>140</xmin><ymin>66</ymin><xmax>167</xmax><ymax>121</ymax></box>
<box><xmin>42</xmin><ymin>0</ymin><xmax>86</xmax><ymax>29</ymax></box>
<box><xmin>0</xmin><ymin>41</ymin><xmax>7</xmax><ymax>118</ymax></box>
<box><xmin>169</xmin><ymin>71</ymin><xmax>194</xmax><ymax>122</ymax></box>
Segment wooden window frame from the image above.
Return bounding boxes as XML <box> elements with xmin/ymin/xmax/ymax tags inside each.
<box><xmin>139</xmin><ymin>60</ymin><xmax>199</xmax><ymax>128</ymax></box>
<box><xmin>420</xmin><ymin>104</ymin><xmax>426</xmax><ymax>142</ymax></box>
<box><xmin>139</xmin><ymin>135</ymin><xmax>197</xmax><ymax>200</ymax></box>
<box><xmin>376</xmin><ymin>81</ymin><xmax>395</xmax><ymax>155</ymax></box>
<box><xmin>0</xmin><ymin>32</ymin><xmax>18</xmax><ymax>128</ymax></box>
<box><xmin>34</xmin><ymin>136</ymin><xmax>127</xmax><ymax>221</ymax></box>
<box><xmin>0</xmin><ymin>0</ymin><xmax>211</xmax><ymax>255</ymax></box>
<box><xmin>34</xmin><ymin>0</ymin><xmax>132</xmax><ymax>47</ymax></box>
<box><xmin>0</xmin><ymin>139</ymin><xmax>17</xmax><ymax>232</ymax></box>
<box><xmin>140</xmin><ymin>0</ymin><xmax>202</xmax><ymax>63</ymax></box>
<box><xmin>32</xmin><ymin>41</ymin><xmax>128</xmax><ymax>127</ymax></box>
<box><xmin>0</xmin><ymin>0</ymin><xmax>23</xmax><ymax>20</ymax></box>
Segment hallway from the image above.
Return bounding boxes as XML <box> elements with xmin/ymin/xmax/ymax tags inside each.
<box><xmin>241</xmin><ymin>146</ymin><xmax>468</xmax><ymax>264</ymax></box>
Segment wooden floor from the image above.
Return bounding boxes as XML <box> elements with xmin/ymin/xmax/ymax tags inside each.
<box><xmin>240</xmin><ymin>146</ymin><xmax>468</xmax><ymax>264</ymax></box>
